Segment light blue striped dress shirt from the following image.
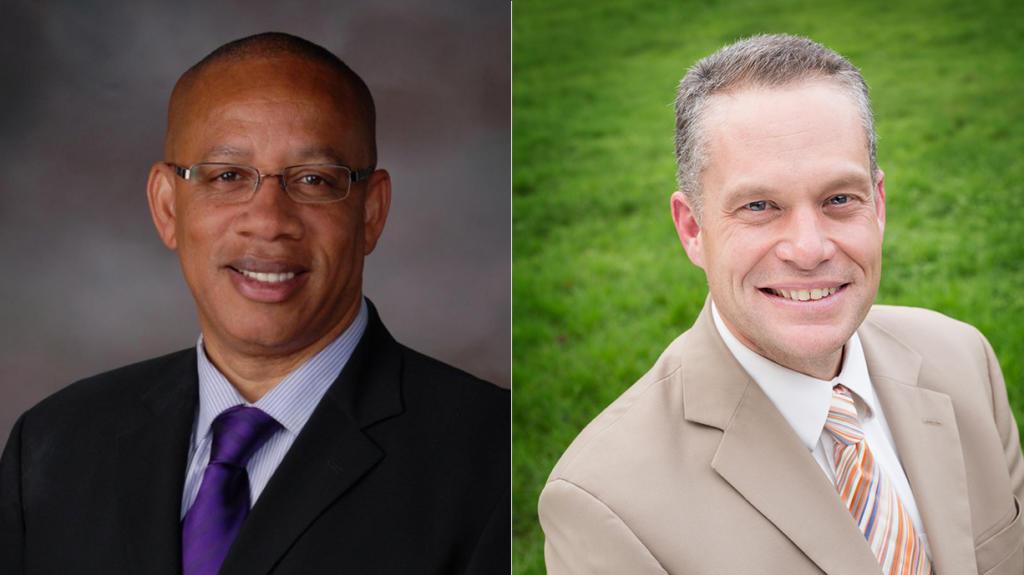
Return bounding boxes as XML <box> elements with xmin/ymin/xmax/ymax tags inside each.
<box><xmin>180</xmin><ymin>299</ymin><xmax>368</xmax><ymax>518</ymax></box>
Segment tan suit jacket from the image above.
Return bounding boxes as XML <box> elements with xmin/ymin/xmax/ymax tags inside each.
<box><xmin>540</xmin><ymin>303</ymin><xmax>1024</xmax><ymax>574</ymax></box>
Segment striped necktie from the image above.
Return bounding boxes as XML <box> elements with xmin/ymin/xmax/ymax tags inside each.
<box><xmin>824</xmin><ymin>385</ymin><xmax>932</xmax><ymax>575</ymax></box>
<box><xmin>181</xmin><ymin>405</ymin><xmax>280</xmax><ymax>575</ymax></box>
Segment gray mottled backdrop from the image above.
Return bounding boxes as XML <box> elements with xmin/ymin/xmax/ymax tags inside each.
<box><xmin>0</xmin><ymin>1</ymin><xmax>510</xmax><ymax>439</ymax></box>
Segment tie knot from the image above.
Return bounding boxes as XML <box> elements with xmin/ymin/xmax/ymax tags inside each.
<box><xmin>209</xmin><ymin>405</ymin><xmax>280</xmax><ymax>468</ymax></box>
<box><xmin>823</xmin><ymin>384</ymin><xmax>864</xmax><ymax>446</ymax></box>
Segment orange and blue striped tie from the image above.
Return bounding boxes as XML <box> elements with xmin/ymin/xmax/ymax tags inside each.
<box><xmin>824</xmin><ymin>385</ymin><xmax>932</xmax><ymax>575</ymax></box>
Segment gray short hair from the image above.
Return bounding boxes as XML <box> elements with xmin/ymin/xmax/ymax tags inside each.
<box><xmin>674</xmin><ymin>34</ymin><xmax>878</xmax><ymax>220</ymax></box>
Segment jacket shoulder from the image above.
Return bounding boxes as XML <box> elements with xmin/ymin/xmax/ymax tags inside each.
<box><xmin>866</xmin><ymin>304</ymin><xmax>981</xmax><ymax>337</ymax></box>
<box><xmin>863</xmin><ymin>305</ymin><xmax>991</xmax><ymax>359</ymax></box>
<box><xmin>361</xmin><ymin>300</ymin><xmax>508</xmax><ymax>416</ymax></box>
<box><xmin>546</xmin><ymin>326</ymin><xmax>695</xmax><ymax>483</ymax></box>
<box><xmin>861</xmin><ymin>305</ymin><xmax>1005</xmax><ymax>414</ymax></box>
<box><xmin>25</xmin><ymin>349</ymin><xmax>194</xmax><ymax>420</ymax></box>
<box><xmin>391</xmin><ymin>343</ymin><xmax>510</xmax><ymax>459</ymax></box>
<box><xmin>399</xmin><ymin>344</ymin><xmax>509</xmax><ymax>409</ymax></box>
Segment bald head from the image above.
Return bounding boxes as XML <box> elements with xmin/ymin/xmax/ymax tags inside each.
<box><xmin>165</xmin><ymin>32</ymin><xmax>377</xmax><ymax>167</ymax></box>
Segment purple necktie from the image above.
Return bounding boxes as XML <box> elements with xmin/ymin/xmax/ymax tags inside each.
<box><xmin>181</xmin><ymin>405</ymin><xmax>280</xmax><ymax>575</ymax></box>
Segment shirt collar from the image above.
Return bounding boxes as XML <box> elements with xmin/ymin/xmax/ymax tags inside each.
<box><xmin>710</xmin><ymin>300</ymin><xmax>877</xmax><ymax>451</ymax></box>
<box><xmin>194</xmin><ymin>298</ymin><xmax>369</xmax><ymax>440</ymax></box>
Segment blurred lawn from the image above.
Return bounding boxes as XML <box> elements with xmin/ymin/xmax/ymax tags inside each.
<box><xmin>512</xmin><ymin>0</ymin><xmax>1024</xmax><ymax>572</ymax></box>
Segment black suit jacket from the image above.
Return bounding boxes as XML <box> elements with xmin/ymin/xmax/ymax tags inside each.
<box><xmin>0</xmin><ymin>304</ymin><xmax>510</xmax><ymax>574</ymax></box>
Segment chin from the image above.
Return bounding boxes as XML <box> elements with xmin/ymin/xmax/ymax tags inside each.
<box><xmin>224</xmin><ymin>317</ymin><xmax>305</xmax><ymax>352</ymax></box>
<box><xmin>763</xmin><ymin>325</ymin><xmax>853</xmax><ymax>374</ymax></box>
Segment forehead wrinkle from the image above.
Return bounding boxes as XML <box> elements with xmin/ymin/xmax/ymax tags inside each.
<box><xmin>173</xmin><ymin>95</ymin><xmax>352</xmax><ymax>166</ymax></box>
<box><xmin>165</xmin><ymin>55</ymin><xmax>373</xmax><ymax>165</ymax></box>
<box><xmin>197</xmin><ymin>143</ymin><xmax>346</xmax><ymax>166</ymax></box>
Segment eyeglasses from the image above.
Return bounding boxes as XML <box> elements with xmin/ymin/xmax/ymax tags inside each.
<box><xmin>166</xmin><ymin>162</ymin><xmax>373</xmax><ymax>204</ymax></box>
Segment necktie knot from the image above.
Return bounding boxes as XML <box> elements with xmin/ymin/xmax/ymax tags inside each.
<box><xmin>823</xmin><ymin>384</ymin><xmax>864</xmax><ymax>446</ymax></box>
<box><xmin>209</xmin><ymin>405</ymin><xmax>280</xmax><ymax>468</ymax></box>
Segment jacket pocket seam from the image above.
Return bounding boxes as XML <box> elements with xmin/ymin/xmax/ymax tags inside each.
<box><xmin>976</xmin><ymin>495</ymin><xmax>1024</xmax><ymax>572</ymax></box>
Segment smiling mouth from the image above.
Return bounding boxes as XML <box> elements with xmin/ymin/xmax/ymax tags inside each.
<box><xmin>238</xmin><ymin>269</ymin><xmax>295</xmax><ymax>283</ymax></box>
<box><xmin>762</xmin><ymin>284</ymin><xmax>847</xmax><ymax>302</ymax></box>
<box><xmin>228</xmin><ymin>266</ymin><xmax>304</xmax><ymax>284</ymax></box>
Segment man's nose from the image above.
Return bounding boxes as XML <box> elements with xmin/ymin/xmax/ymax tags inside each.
<box><xmin>774</xmin><ymin>207</ymin><xmax>835</xmax><ymax>269</ymax></box>
<box><xmin>234</xmin><ymin>175</ymin><xmax>304</xmax><ymax>241</ymax></box>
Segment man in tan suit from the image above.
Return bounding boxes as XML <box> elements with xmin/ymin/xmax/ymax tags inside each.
<box><xmin>539</xmin><ymin>34</ymin><xmax>1024</xmax><ymax>574</ymax></box>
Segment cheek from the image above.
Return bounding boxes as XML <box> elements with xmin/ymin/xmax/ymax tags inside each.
<box><xmin>833</xmin><ymin>221</ymin><xmax>884</xmax><ymax>271</ymax></box>
<box><xmin>177</xmin><ymin>205</ymin><xmax>234</xmax><ymax>265</ymax></box>
<box><xmin>706</xmin><ymin>225</ymin><xmax>774</xmax><ymax>283</ymax></box>
<box><xmin>307</xmin><ymin>213</ymin><xmax>362</xmax><ymax>263</ymax></box>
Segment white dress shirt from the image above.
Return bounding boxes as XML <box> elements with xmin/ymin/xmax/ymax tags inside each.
<box><xmin>711</xmin><ymin>302</ymin><xmax>930</xmax><ymax>556</ymax></box>
<box><xmin>180</xmin><ymin>298</ymin><xmax>368</xmax><ymax>518</ymax></box>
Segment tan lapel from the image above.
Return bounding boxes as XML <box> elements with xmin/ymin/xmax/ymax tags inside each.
<box><xmin>859</xmin><ymin>316</ymin><xmax>978</xmax><ymax>574</ymax></box>
<box><xmin>682</xmin><ymin>304</ymin><xmax>882</xmax><ymax>574</ymax></box>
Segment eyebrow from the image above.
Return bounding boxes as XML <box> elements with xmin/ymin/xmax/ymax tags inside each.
<box><xmin>722</xmin><ymin>172</ymin><xmax>872</xmax><ymax>204</ymax></box>
<box><xmin>202</xmin><ymin>144</ymin><xmax>251</xmax><ymax>162</ymax></box>
<box><xmin>818</xmin><ymin>173</ymin><xmax>873</xmax><ymax>194</ymax></box>
<box><xmin>291</xmin><ymin>145</ymin><xmax>347</xmax><ymax>164</ymax></box>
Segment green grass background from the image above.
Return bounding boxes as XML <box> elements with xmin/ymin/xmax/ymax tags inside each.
<box><xmin>512</xmin><ymin>0</ymin><xmax>1024</xmax><ymax>572</ymax></box>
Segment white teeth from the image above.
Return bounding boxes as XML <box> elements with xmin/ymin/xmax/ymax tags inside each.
<box><xmin>771</xmin><ymin>286</ymin><xmax>838</xmax><ymax>301</ymax></box>
<box><xmin>240</xmin><ymin>270</ymin><xmax>296</xmax><ymax>283</ymax></box>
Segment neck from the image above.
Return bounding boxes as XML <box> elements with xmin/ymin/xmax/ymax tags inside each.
<box><xmin>202</xmin><ymin>344</ymin><xmax>315</xmax><ymax>402</ymax></box>
<box><xmin>779</xmin><ymin>348</ymin><xmax>844</xmax><ymax>381</ymax></box>
<box><xmin>201</xmin><ymin>308</ymin><xmax>360</xmax><ymax>403</ymax></box>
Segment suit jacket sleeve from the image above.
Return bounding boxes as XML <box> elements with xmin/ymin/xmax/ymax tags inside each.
<box><xmin>0</xmin><ymin>414</ymin><xmax>26</xmax><ymax>574</ymax></box>
<box><xmin>540</xmin><ymin>479</ymin><xmax>668</xmax><ymax>575</ymax></box>
<box><xmin>981</xmin><ymin>329</ymin><xmax>1024</xmax><ymax>503</ymax></box>
<box><xmin>969</xmin><ymin>326</ymin><xmax>1024</xmax><ymax>574</ymax></box>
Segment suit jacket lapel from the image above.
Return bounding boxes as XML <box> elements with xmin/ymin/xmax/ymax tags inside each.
<box><xmin>684</xmin><ymin>304</ymin><xmax>882</xmax><ymax>574</ymax></box>
<box><xmin>859</xmin><ymin>318</ymin><xmax>977</xmax><ymax>574</ymax></box>
<box><xmin>114</xmin><ymin>350</ymin><xmax>198</xmax><ymax>575</ymax></box>
<box><xmin>220</xmin><ymin>304</ymin><xmax>404</xmax><ymax>575</ymax></box>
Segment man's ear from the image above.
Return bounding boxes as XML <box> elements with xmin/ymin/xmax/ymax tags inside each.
<box><xmin>147</xmin><ymin>162</ymin><xmax>179</xmax><ymax>250</ymax></box>
<box><xmin>670</xmin><ymin>191</ymin><xmax>704</xmax><ymax>269</ymax></box>
<box><xmin>874</xmin><ymin>168</ymin><xmax>886</xmax><ymax>238</ymax></box>
<box><xmin>362</xmin><ymin>169</ymin><xmax>391</xmax><ymax>255</ymax></box>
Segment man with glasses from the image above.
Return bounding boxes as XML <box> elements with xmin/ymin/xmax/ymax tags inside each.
<box><xmin>0</xmin><ymin>32</ymin><xmax>508</xmax><ymax>574</ymax></box>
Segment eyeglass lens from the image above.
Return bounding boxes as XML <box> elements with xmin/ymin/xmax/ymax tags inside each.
<box><xmin>189</xmin><ymin>163</ymin><xmax>353</xmax><ymax>204</ymax></box>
